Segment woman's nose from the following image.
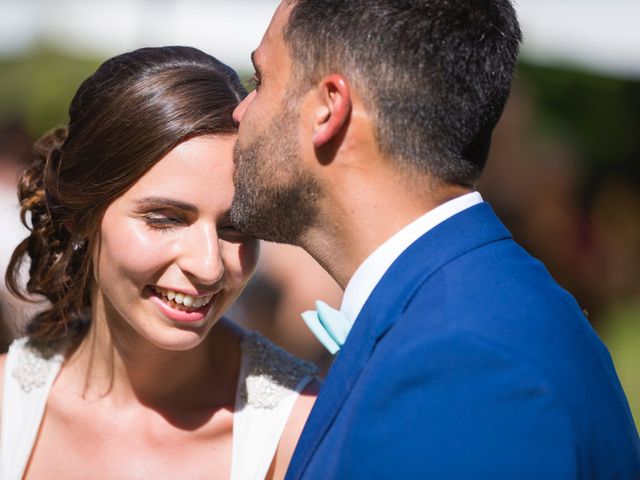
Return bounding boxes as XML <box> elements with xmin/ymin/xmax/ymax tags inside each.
<box><xmin>178</xmin><ymin>223</ymin><xmax>224</xmax><ymax>286</ymax></box>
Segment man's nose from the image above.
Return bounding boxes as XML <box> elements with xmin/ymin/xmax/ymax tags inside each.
<box><xmin>233</xmin><ymin>90</ymin><xmax>256</xmax><ymax>124</ymax></box>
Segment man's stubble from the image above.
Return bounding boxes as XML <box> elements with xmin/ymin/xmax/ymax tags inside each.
<box><xmin>230</xmin><ymin>101</ymin><xmax>321</xmax><ymax>245</ymax></box>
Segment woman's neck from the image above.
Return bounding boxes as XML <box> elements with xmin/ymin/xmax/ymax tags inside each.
<box><xmin>62</xmin><ymin>297</ymin><xmax>242</xmax><ymax>411</ymax></box>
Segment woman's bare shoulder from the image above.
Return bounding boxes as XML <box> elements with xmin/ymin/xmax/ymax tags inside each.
<box><xmin>270</xmin><ymin>377</ymin><xmax>321</xmax><ymax>479</ymax></box>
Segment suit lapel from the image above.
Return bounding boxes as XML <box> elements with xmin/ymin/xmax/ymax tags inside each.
<box><xmin>286</xmin><ymin>203</ymin><xmax>512</xmax><ymax>480</ymax></box>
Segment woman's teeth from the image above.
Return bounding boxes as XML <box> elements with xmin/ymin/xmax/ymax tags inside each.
<box><xmin>152</xmin><ymin>287</ymin><xmax>214</xmax><ymax>310</ymax></box>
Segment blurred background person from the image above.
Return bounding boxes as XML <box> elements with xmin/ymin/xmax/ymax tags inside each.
<box><xmin>0</xmin><ymin>120</ymin><xmax>40</xmax><ymax>351</ymax></box>
<box><xmin>231</xmin><ymin>242</ymin><xmax>342</xmax><ymax>375</ymax></box>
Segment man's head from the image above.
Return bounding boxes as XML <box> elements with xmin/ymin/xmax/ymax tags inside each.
<box><xmin>231</xmin><ymin>1</ymin><xmax>324</xmax><ymax>245</ymax></box>
<box><xmin>284</xmin><ymin>0</ymin><xmax>522</xmax><ymax>182</ymax></box>
<box><xmin>231</xmin><ymin>92</ymin><xmax>322</xmax><ymax>245</ymax></box>
<box><xmin>231</xmin><ymin>0</ymin><xmax>522</xmax><ymax>243</ymax></box>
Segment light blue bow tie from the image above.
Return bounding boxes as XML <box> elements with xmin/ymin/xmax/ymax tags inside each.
<box><xmin>301</xmin><ymin>301</ymin><xmax>353</xmax><ymax>355</ymax></box>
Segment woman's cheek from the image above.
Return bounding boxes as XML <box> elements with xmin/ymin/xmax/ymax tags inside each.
<box><xmin>98</xmin><ymin>220</ymin><xmax>175</xmax><ymax>280</ymax></box>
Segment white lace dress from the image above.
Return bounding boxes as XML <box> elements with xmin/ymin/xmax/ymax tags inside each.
<box><xmin>0</xmin><ymin>332</ymin><xmax>317</xmax><ymax>480</ymax></box>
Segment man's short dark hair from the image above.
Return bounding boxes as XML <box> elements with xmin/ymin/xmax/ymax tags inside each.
<box><xmin>285</xmin><ymin>0</ymin><xmax>522</xmax><ymax>185</ymax></box>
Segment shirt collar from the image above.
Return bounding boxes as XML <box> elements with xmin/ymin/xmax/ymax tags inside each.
<box><xmin>340</xmin><ymin>191</ymin><xmax>483</xmax><ymax>322</ymax></box>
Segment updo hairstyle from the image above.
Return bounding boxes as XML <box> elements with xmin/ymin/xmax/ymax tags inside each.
<box><xmin>6</xmin><ymin>46</ymin><xmax>246</xmax><ymax>344</ymax></box>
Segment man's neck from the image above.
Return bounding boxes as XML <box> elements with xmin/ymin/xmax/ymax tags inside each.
<box><xmin>299</xmin><ymin>175</ymin><xmax>472</xmax><ymax>289</ymax></box>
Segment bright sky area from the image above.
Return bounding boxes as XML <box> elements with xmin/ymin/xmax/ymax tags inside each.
<box><xmin>1</xmin><ymin>0</ymin><xmax>639</xmax><ymax>78</ymax></box>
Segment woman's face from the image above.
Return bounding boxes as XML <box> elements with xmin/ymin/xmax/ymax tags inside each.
<box><xmin>94</xmin><ymin>135</ymin><xmax>259</xmax><ymax>350</ymax></box>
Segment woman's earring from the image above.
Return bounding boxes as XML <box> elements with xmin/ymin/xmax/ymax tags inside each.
<box><xmin>72</xmin><ymin>239</ymin><xmax>86</xmax><ymax>251</ymax></box>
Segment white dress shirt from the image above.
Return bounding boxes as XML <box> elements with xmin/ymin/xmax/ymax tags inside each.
<box><xmin>340</xmin><ymin>191</ymin><xmax>483</xmax><ymax>323</ymax></box>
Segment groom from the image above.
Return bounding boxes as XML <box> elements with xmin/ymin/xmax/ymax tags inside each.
<box><xmin>231</xmin><ymin>0</ymin><xmax>640</xmax><ymax>478</ymax></box>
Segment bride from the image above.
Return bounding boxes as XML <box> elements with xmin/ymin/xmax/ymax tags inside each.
<box><xmin>0</xmin><ymin>46</ymin><xmax>318</xmax><ymax>479</ymax></box>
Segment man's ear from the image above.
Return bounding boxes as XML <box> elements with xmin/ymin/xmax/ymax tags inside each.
<box><xmin>312</xmin><ymin>74</ymin><xmax>351</xmax><ymax>148</ymax></box>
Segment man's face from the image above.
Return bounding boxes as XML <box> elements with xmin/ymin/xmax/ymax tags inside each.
<box><xmin>230</xmin><ymin>1</ymin><xmax>321</xmax><ymax>245</ymax></box>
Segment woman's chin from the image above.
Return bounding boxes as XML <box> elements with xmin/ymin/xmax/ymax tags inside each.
<box><xmin>135</xmin><ymin>311</ymin><xmax>221</xmax><ymax>353</ymax></box>
<box><xmin>145</xmin><ymin>328</ymin><xmax>211</xmax><ymax>352</ymax></box>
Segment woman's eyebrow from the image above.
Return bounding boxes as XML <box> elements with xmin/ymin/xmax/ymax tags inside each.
<box><xmin>135</xmin><ymin>196</ymin><xmax>197</xmax><ymax>213</ymax></box>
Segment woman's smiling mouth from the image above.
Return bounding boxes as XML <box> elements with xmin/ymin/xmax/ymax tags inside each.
<box><xmin>149</xmin><ymin>286</ymin><xmax>218</xmax><ymax>323</ymax></box>
<box><xmin>153</xmin><ymin>286</ymin><xmax>214</xmax><ymax>309</ymax></box>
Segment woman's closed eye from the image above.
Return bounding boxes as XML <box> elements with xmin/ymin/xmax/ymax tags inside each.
<box><xmin>141</xmin><ymin>212</ymin><xmax>249</xmax><ymax>243</ymax></box>
<box><xmin>142</xmin><ymin>212</ymin><xmax>185</xmax><ymax>231</ymax></box>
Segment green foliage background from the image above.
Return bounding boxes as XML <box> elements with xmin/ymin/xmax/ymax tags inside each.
<box><xmin>0</xmin><ymin>48</ymin><xmax>101</xmax><ymax>137</ymax></box>
<box><xmin>517</xmin><ymin>63</ymin><xmax>640</xmax><ymax>198</ymax></box>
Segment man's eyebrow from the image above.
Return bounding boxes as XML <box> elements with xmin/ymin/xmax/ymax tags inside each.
<box><xmin>135</xmin><ymin>196</ymin><xmax>197</xmax><ymax>213</ymax></box>
<box><xmin>251</xmin><ymin>50</ymin><xmax>261</xmax><ymax>76</ymax></box>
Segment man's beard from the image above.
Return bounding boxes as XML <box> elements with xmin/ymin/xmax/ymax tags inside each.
<box><xmin>230</xmin><ymin>106</ymin><xmax>321</xmax><ymax>245</ymax></box>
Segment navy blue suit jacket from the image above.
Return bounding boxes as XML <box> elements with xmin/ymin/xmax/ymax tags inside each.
<box><xmin>286</xmin><ymin>203</ymin><xmax>640</xmax><ymax>479</ymax></box>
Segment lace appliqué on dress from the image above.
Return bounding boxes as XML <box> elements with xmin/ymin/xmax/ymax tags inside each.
<box><xmin>11</xmin><ymin>340</ymin><xmax>63</xmax><ymax>393</ymax></box>
<box><xmin>240</xmin><ymin>332</ymin><xmax>318</xmax><ymax>410</ymax></box>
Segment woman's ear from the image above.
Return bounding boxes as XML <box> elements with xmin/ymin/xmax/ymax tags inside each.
<box><xmin>63</xmin><ymin>221</ymin><xmax>76</xmax><ymax>233</ymax></box>
<box><xmin>312</xmin><ymin>74</ymin><xmax>351</xmax><ymax>148</ymax></box>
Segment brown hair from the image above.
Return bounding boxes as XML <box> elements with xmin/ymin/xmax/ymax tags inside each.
<box><xmin>284</xmin><ymin>0</ymin><xmax>521</xmax><ymax>185</ymax></box>
<box><xmin>6</xmin><ymin>46</ymin><xmax>246</xmax><ymax>344</ymax></box>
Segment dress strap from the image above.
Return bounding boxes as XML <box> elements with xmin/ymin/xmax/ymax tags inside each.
<box><xmin>231</xmin><ymin>332</ymin><xmax>317</xmax><ymax>480</ymax></box>
<box><xmin>1</xmin><ymin>338</ymin><xmax>64</xmax><ymax>480</ymax></box>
